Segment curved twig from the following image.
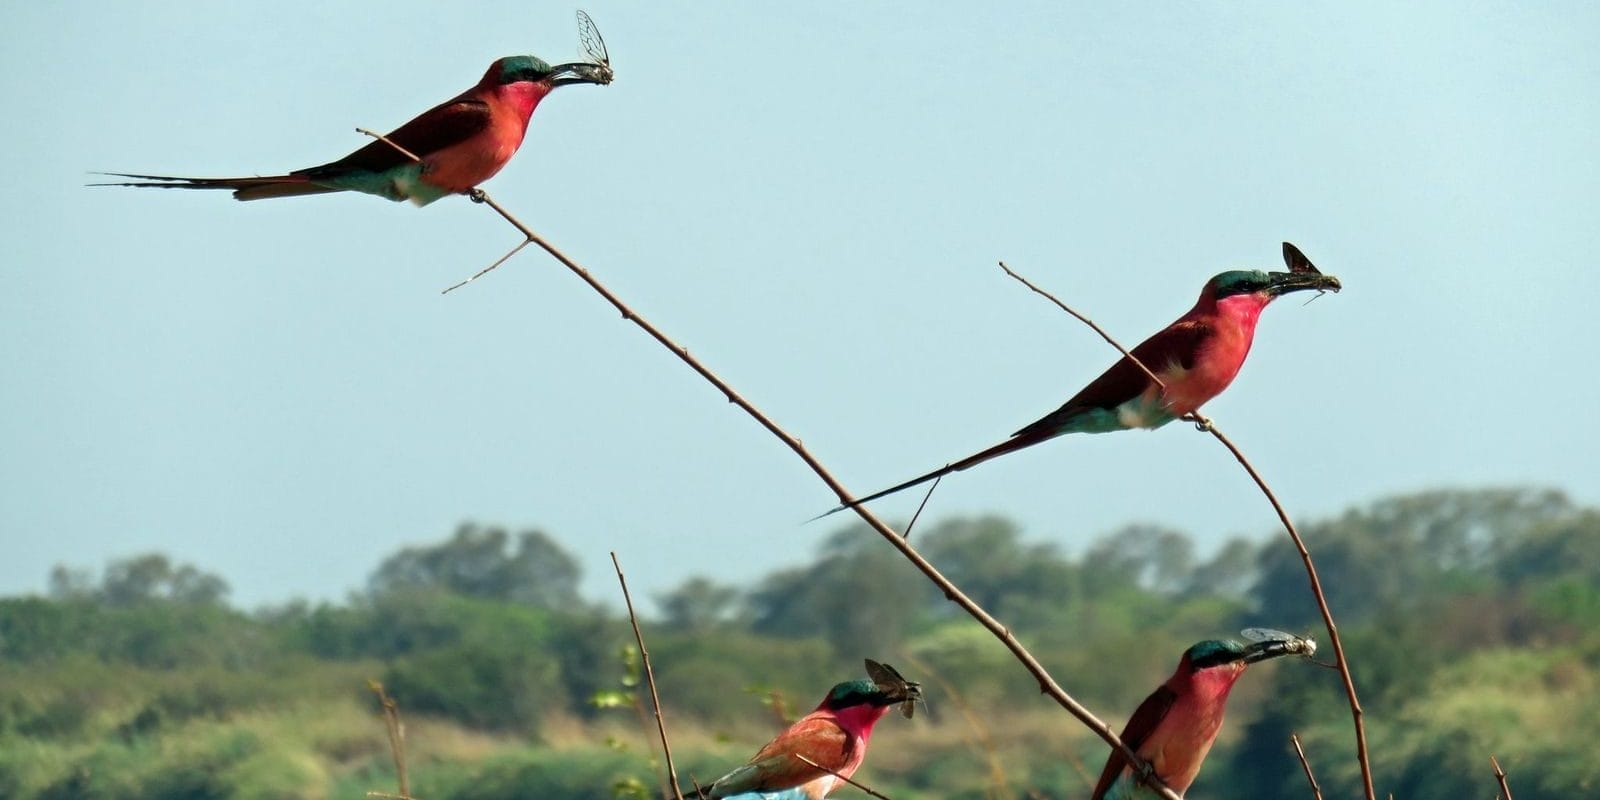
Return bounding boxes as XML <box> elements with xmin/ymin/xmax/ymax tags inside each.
<box><xmin>1490</xmin><ymin>754</ymin><xmax>1514</xmax><ymax>800</ymax></box>
<box><xmin>903</xmin><ymin>475</ymin><xmax>942</xmax><ymax>540</ymax></box>
<box><xmin>1291</xmin><ymin>733</ymin><xmax>1324</xmax><ymax>800</ymax></box>
<box><xmin>611</xmin><ymin>552</ymin><xmax>683</xmax><ymax>800</ymax></box>
<box><xmin>355</xmin><ymin>128</ymin><xmax>423</xmax><ymax>163</ymax></box>
<box><xmin>794</xmin><ymin>754</ymin><xmax>894</xmax><ymax>800</ymax></box>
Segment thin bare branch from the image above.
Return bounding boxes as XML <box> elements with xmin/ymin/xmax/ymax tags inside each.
<box><xmin>903</xmin><ymin>474</ymin><xmax>942</xmax><ymax>540</ymax></box>
<box><xmin>1291</xmin><ymin>733</ymin><xmax>1324</xmax><ymax>800</ymax></box>
<box><xmin>355</xmin><ymin>128</ymin><xmax>423</xmax><ymax>163</ymax></box>
<box><xmin>366</xmin><ymin>680</ymin><xmax>412</xmax><ymax>800</ymax></box>
<box><xmin>442</xmin><ymin>238</ymin><xmax>532</xmax><ymax>294</ymax></box>
<box><xmin>997</xmin><ymin>261</ymin><xmax>1166</xmax><ymax>389</ymax></box>
<box><xmin>1202</xmin><ymin>420</ymin><xmax>1372</xmax><ymax>800</ymax></box>
<box><xmin>795</xmin><ymin>754</ymin><xmax>894</xmax><ymax>800</ymax></box>
<box><xmin>611</xmin><ymin>552</ymin><xmax>683</xmax><ymax>800</ymax></box>
<box><xmin>996</xmin><ymin>259</ymin><xmax>1376</xmax><ymax>800</ymax></box>
<box><xmin>1491</xmin><ymin>754</ymin><xmax>1514</xmax><ymax>800</ymax></box>
<box><xmin>443</xmin><ymin>188</ymin><xmax>1179</xmax><ymax>800</ymax></box>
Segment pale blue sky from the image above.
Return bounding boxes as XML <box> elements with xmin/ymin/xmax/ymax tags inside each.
<box><xmin>2</xmin><ymin>2</ymin><xmax>1596</xmax><ymax>610</ymax></box>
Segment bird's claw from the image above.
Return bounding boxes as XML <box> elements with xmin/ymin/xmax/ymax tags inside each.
<box><xmin>1135</xmin><ymin>759</ymin><xmax>1159</xmax><ymax>787</ymax></box>
<box><xmin>1190</xmin><ymin>415</ymin><xmax>1213</xmax><ymax>432</ymax></box>
<box><xmin>467</xmin><ymin>188</ymin><xmax>487</xmax><ymax>203</ymax></box>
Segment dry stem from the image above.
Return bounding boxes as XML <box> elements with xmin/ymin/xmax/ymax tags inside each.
<box><xmin>1491</xmin><ymin>754</ymin><xmax>1514</xmax><ymax>800</ymax></box>
<box><xmin>903</xmin><ymin>475</ymin><xmax>942</xmax><ymax>540</ymax></box>
<box><xmin>997</xmin><ymin>259</ymin><xmax>1376</xmax><ymax>800</ymax></box>
<box><xmin>356</xmin><ymin>128</ymin><xmax>423</xmax><ymax>163</ymax></box>
<box><xmin>794</xmin><ymin>754</ymin><xmax>894</xmax><ymax>800</ymax></box>
<box><xmin>444</xmin><ymin>239</ymin><xmax>532</xmax><ymax>294</ymax></box>
<box><xmin>611</xmin><ymin>552</ymin><xmax>683</xmax><ymax>800</ymax></box>
<box><xmin>1291</xmin><ymin>733</ymin><xmax>1324</xmax><ymax>800</ymax></box>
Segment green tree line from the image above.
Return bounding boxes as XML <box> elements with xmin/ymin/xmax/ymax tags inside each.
<box><xmin>2</xmin><ymin>487</ymin><xmax>1596</xmax><ymax>798</ymax></box>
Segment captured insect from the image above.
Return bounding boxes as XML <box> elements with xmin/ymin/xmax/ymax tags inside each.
<box><xmin>1240</xmin><ymin>627</ymin><xmax>1319</xmax><ymax>658</ymax></box>
<box><xmin>1282</xmin><ymin>242</ymin><xmax>1322</xmax><ymax>276</ymax></box>
<box><xmin>1282</xmin><ymin>241</ymin><xmax>1339</xmax><ymax>305</ymax></box>
<box><xmin>575</xmin><ymin>10</ymin><xmax>614</xmax><ymax>85</ymax></box>
<box><xmin>865</xmin><ymin>659</ymin><xmax>924</xmax><ymax>719</ymax></box>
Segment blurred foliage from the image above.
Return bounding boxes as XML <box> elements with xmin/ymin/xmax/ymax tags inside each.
<box><xmin>1</xmin><ymin>487</ymin><xmax>1597</xmax><ymax>798</ymax></box>
<box><xmin>368</xmin><ymin>523</ymin><xmax>584</xmax><ymax>611</ymax></box>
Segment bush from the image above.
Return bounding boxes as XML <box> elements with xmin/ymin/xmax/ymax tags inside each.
<box><xmin>384</xmin><ymin>641</ymin><xmax>564</xmax><ymax>732</ymax></box>
<box><xmin>414</xmin><ymin>748</ymin><xmax>656</xmax><ymax>800</ymax></box>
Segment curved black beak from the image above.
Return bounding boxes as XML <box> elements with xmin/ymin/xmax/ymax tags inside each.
<box><xmin>1265</xmin><ymin>270</ymin><xmax>1342</xmax><ymax>297</ymax></box>
<box><xmin>549</xmin><ymin>61</ymin><xmax>614</xmax><ymax>87</ymax></box>
<box><xmin>1243</xmin><ymin>635</ymin><xmax>1317</xmax><ymax>664</ymax></box>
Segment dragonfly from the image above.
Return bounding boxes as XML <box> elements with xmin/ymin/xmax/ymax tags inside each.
<box><xmin>575</xmin><ymin>10</ymin><xmax>615</xmax><ymax>85</ymax></box>
<box><xmin>1240</xmin><ymin>627</ymin><xmax>1337</xmax><ymax>668</ymax></box>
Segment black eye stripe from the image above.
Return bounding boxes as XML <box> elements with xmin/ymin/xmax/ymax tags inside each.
<box><xmin>1192</xmin><ymin>651</ymin><xmax>1237</xmax><ymax>669</ymax></box>
<box><xmin>1211</xmin><ymin>270</ymin><xmax>1271</xmax><ymax>296</ymax></box>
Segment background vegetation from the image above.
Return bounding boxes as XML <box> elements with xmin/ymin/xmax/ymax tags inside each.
<box><xmin>3</xmin><ymin>486</ymin><xmax>1596</xmax><ymax>799</ymax></box>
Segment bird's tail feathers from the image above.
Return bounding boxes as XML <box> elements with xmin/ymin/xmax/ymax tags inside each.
<box><xmin>89</xmin><ymin>172</ymin><xmax>338</xmax><ymax>201</ymax></box>
<box><xmin>811</xmin><ymin>433</ymin><xmax>1047</xmax><ymax>522</ymax></box>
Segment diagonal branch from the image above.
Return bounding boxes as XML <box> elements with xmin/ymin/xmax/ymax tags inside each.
<box><xmin>996</xmin><ymin>259</ymin><xmax>1376</xmax><ymax>800</ymax></box>
<box><xmin>1291</xmin><ymin>733</ymin><xmax>1324</xmax><ymax>800</ymax></box>
<box><xmin>902</xmin><ymin>474</ymin><xmax>942</xmax><ymax>540</ymax></box>
<box><xmin>611</xmin><ymin>552</ymin><xmax>683</xmax><ymax>800</ymax></box>
<box><xmin>431</xmin><ymin>182</ymin><xmax>1181</xmax><ymax>800</ymax></box>
<box><xmin>1202</xmin><ymin>420</ymin><xmax>1372</xmax><ymax>800</ymax></box>
<box><xmin>795</xmin><ymin>754</ymin><xmax>894</xmax><ymax>800</ymax></box>
<box><xmin>444</xmin><ymin>239</ymin><xmax>532</xmax><ymax>294</ymax></box>
<box><xmin>1490</xmin><ymin>755</ymin><xmax>1514</xmax><ymax>800</ymax></box>
<box><xmin>356</xmin><ymin>128</ymin><xmax>422</xmax><ymax>163</ymax></box>
<box><xmin>998</xmin><ymin>261</ymin><xmax>1165</xmax><ymax>389</ymax></box>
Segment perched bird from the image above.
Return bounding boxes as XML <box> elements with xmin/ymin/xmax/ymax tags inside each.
<box><xmin>821</xmin><ymin>243</ymin><xmax>1340</xmax><ymax>517</ymax></box>
<box><xmin>696</xmin><ymin>660</ymin><xmax>920</xmax><ymax>799</ymax></box>
<box><xmin>97</xmin><ymin>55</ymin><xmax>612</xmax><ymax>205</ymax></box>
<box><xmin>1093</xmin><ymin>633</ymin><xmax>1315</xmax><ymax>799</ymax></box>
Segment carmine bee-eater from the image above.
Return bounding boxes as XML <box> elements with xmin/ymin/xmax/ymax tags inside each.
<box><xmin>99</xmin><ymin>32</ymin><xmax>612</xmax><ymax>205</ymax></box>
<box><xmin>821</xmin><ymin>243</ymin><xmax>1340</xmax><ymax>517</ymax></box>
<box><xmin>1093</xmin><ymin>631</ymin><xmax>1316</xmax><ymax>799</ymax></box>
<box><xmin>695</xmin><ymin>660</ymin><xmax>921</xmax><ymax>800</ymax></box>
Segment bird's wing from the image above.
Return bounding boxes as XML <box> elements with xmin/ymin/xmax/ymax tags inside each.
<box><xmin>299</xmin><ymin>98</ymin><xmax>494</xmax><ymax>176</ymax></box>
<box><xmin>709</xmin><ymin>716</ymin><xmax>851</xmax><ymax>797</ymax></box>
<box><xmin>1014</xmin><ymin>318</ymin><xmax>1212</xmax><ymax>438</ymax></box>
<box><xmin>1091</xmin><ymin>684</ymin><xmax>1178</xmax><ymax>800</ymax></box>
